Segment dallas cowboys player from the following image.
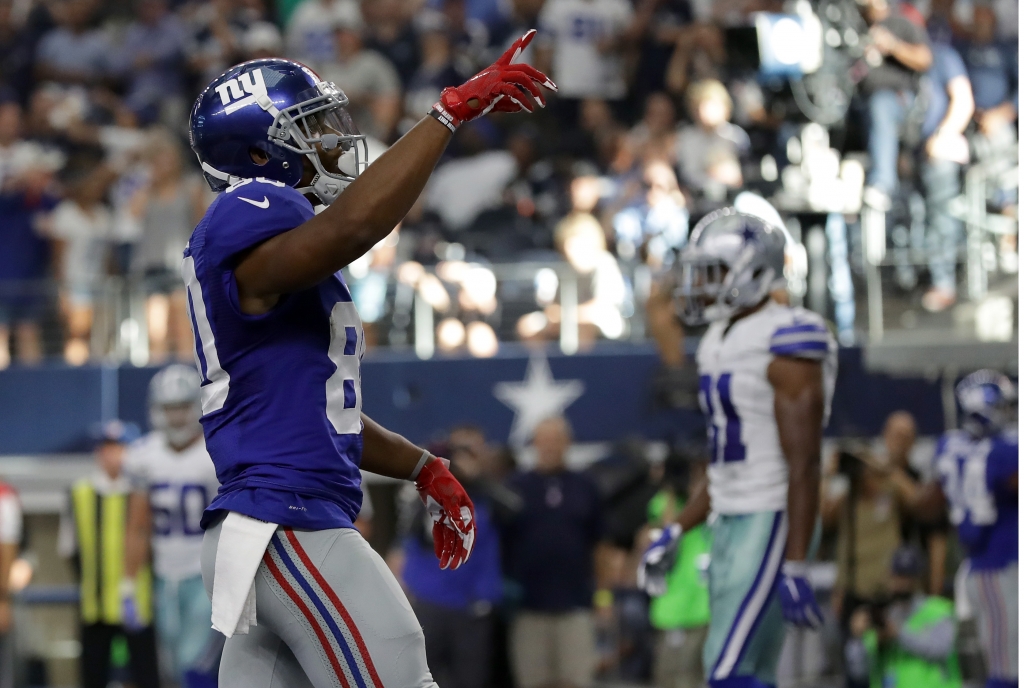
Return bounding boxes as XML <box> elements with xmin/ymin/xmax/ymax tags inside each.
<box><xmin>638</xmin><ymin>209</ymin><xmax>838</xmax><ymax>688</ymax></box>
<box><xmin>184</xmin><ymin>32</ymin><xmax>555</xmax><ymax>688</ymax></box>
<box><xmin>895</xmin><ymin>370</ymin><xmax>1018</xmax><ymax>688</ymax></box>
<box><xmin>124</xmin><ymin>365</ymin><xmax>222</xmax><ymax>687</ymax></box>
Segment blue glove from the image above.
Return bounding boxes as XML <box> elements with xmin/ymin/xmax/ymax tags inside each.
<box><xmin>637</xmin><ymin>523</ymin><xmax>682</xmax><ymax>596</ymax></box>
<box><xmin>120</xmin><ymin>579</ymin><xmax>144</xmax><ymax>632</ymax></box>
<box><xmin>777</xmin><ymin>561</ymin><xmax>824</xmax><ymax>629</ymax></box>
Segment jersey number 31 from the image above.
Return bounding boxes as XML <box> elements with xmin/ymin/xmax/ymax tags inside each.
<box><xmin>700</xmin><ymin>373</ymin><xmax>746</xmax><ymax>463</ymax></box>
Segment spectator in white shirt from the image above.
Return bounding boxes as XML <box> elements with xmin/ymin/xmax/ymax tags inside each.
<box><xmin>535</xmin><ymin>0</ymin><xmax>636</xmax><ymax>101</ymax></box>
<box><xmin>518</xmin><ymin>212</ymin><xmax>626</xmax><ymax>346</ymax></box>
<box><xmin>51</xmin><ymin>157</ymin><xmax>118</xmax><ymax>366</ymax></box>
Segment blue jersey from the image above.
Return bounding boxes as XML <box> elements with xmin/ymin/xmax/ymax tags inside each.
<box><xmin>182</xmin><ymin>178</ymin><xmax>365</xmax><ymax>530</ymax></box>
<box><xmin>934</xmin><ymin>429</ymin><xmax>1018</xmax><ymax>570</ymax></box>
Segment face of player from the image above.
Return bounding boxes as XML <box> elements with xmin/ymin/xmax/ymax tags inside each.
<box><xmin>298</xmin><ymin>143</ymin><xmax>346</xmax><ymax>189</ymax></box>
<box><xmin>96</xmin><ymin>441</ymin><xmax>125</xmax><ymax>480</ymax></box>
<box><xmin>160</xmin><ymin>402</ymin><xmax>202</xmax><ymax>450</ymax></box>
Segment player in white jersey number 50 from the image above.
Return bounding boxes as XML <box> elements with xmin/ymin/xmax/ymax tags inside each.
<box><xmin>124</xmin><ymin>365</ymin><xmax>223</xmax><ymax>687</ymax></box>
<box><xmin>638</xmin><ymin>209</ymin><xmax>838</xmax><ymax>688</ymax></box>
<box><xmin>183</xmin><ymin>31</ymin><xmax>555</xmax><ymax>688</ymax></box>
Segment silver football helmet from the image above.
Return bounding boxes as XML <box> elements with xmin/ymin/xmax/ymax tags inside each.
<box><xmin>675</xmin><ymin>208</ymin><xmax>787</xmax><ymax>326</ymax></box>
<box><xmin>148</xmin><ymin>364</ymin><xmax>203</xmax><ymax>449</ymax></box>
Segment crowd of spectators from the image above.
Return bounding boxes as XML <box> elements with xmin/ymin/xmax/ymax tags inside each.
<box><xmin>0</xmin><ymin>0</ymin><xmax>1017</xmax><ymax>367</ymax></box>
<box><xmin>377</xmin><ymin>406</ymin><xmax>993</xmax><ymax>688</ymax></box>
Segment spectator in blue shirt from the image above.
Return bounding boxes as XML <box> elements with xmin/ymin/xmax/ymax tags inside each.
<box><xmin>115</xmin><ymin>0</ymin><xmax>187</xmax><ymax>125</ymax></box>
<box><xmin>35</xmin><ymin>0</ymin><xmax>111</xmax><ymax>86</ymax></box>
<box><xmin>505</xmin><ymin>416</ymin><xmax>606</xmax><ymax>688</ymax></box>
<box><xmin>393</xmin><ymin>425</ymin><xmax>512</xmax><ymax>688</ymax></box>
<box><xmin>0</xmin><ymin>102</ymin><xmax>62</xmax><ymax>369</ymax></box>
<box><xmin>958</xmin><ymin>5</ymin><xmax>1017</xmax><ymax>142</ymax></box>
<box><xmin>919</xmin><ymin>41</ymin><xmax>973</xmax><ymax>313</ymax></box>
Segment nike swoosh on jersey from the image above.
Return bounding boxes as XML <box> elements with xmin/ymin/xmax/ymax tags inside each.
<box><xmin>238</xmin><ymin>196</ymin><xmax>270</xmax><ymax>208</ymax></box>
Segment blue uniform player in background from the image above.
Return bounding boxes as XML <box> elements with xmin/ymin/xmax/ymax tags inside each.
<box><xmin>902</xmin><ymin>370</ymin><xmax>1017</xmax><ymax>688</ymax></box>
<box><xmin>185</xmin><ymin>33</ymin><xmax>556</xmax><ymax>688</ymax></box>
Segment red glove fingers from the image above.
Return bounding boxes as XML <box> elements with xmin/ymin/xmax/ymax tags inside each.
<box><xmin>495</xmin><ymin>84</ymin><xmax>534</xmax><ymax>113</ymax></box>
<box><xmin>496</xmin><ymin>28</ymin><xmax>536</xmax><ymax>66</ymax></box>
<box><xmin>502</xmin><ymin>70</ymin><xmax>545</xmax><ymax>103</ymax></box>
<box><xmin>429</xmin><ymin>29</ymin><xmax>557</xmax><ymax>133</ymax></box>
<box><xmin>504</xmin><ymin>63</ymin><xmax>557</xmax><ymax>92</ymax></box>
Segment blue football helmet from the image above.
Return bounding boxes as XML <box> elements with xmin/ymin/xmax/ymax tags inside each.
<box><xmin>189</xmin><ymin>58</ymin><xmax>368</xmax><ymax>205</ymax></box>
<box><xmin>674</xmin><ymin>208</ymin><xmax>787</xmax><ymax>325</ymax></box>
<box><xmin>956</xmin><ymin>369</ymin><xmax>1017</xmax><ymax>437</ymax></box>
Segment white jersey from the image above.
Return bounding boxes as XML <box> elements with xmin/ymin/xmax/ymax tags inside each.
<box><xmin>696</xmin><ymin>301</ymin><xmax>837</xmax><ymax>514</ymax></box>
<box><xmin>124</xmin><ymin>432</ymin><xmax>220</xmax><ymax>582</ymax></box>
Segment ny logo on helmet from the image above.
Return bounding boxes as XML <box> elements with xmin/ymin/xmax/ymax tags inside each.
<box><xmin>214</xmin><ymin>69</ymin><xmax>267</xmax><ymax>115</ymax></box>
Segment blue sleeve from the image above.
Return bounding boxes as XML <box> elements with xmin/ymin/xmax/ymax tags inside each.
<box><xmin>986</xmin><ymin>438</ymin><xmax>1018</xmax><ymax>492</ymax></box>
<box><xmin>203</xmin><ymin>180</ymin><xmax>315</xmax><ymax>269</ymax></box>
<box><xmin>769</xmin><ymin>319</ymin><xmax>831</xmax><ymax>360</ymax></box>
<box><xmin>939</xmin><ymin>43</ymin><xmax>968</xmax><ymax>85</ymax></box>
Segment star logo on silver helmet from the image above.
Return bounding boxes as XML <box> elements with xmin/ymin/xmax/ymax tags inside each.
<box><xmin>740</xmin><ymin>225</ymin><xmax>760</xmax><ymax>244</ymax></box>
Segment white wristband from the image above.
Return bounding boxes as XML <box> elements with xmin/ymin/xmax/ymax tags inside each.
<box><xmin>781</xmin><ymin>560</ymin><xmax>811</xmax><ymax>578</ymax></box>
<box><xmin>409</xmin><ymin>450</ymin><xmax>433</xmax><ymax>480</ymax></box>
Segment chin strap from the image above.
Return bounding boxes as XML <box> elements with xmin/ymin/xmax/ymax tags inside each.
<box><xmin>201</xmin><ymin>162</ymin><xmax>246</xmax><ymax>189</ymax></box>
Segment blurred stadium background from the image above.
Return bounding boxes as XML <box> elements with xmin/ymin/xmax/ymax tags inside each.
<box><xmin>0</xmin><ymin>0</ymin><xmax>1017</xmax><ymax>685</ymax></box>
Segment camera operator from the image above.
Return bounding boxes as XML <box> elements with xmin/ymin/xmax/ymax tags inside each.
<box><xmin>858</xmin><ymin>0</ymin><xmax>933</xmax><ymax>211</ymax></box>
<box><xmin>845</xmin><ymin>546</ymin><xmax>960</xmax><ymax>688</ymax></box>
<box><xmin>822</xmin><ymin>445</ymin><xmax>907</xmax><ymax>625</ymax></box>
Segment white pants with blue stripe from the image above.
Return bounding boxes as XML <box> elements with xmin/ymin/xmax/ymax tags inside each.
<box><xmin>201</xmin><ymin>519</ymin><xmax>437</xmax><ymax>688</ymax></box>
<box><xmin>965</xmin><ymin>562</ymin><xmax>1018</xmax><ymax>683</ymax></box>
<box><xmin>704</xmin><ymin>510</ymin><xmax>788</xmax><ymax>688</ymax></box>
<box><xmin>154</xmin><ymin>574</ymin><xmax>220</xmax><ymax>682</ymax></box>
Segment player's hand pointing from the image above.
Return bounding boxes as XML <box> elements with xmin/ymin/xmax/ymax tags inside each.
<box><xmin>430</xmin><ymin>29</ymin><xmax>557</xmax><ymax>132</ymax></box>
<box><xmin>415</xmin><ymin>457</ymin><xmax>476</xmax><ymax>570</ymax></box>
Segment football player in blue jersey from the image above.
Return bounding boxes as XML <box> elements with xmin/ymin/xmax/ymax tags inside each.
<box><xmin>893</xmin><ymin>370</ymin><xmax>1018</xmax><ymax>688</ymax></box>
<box><xmin>184</xmin><ymin>32</ymin><xmax>555</xmax><ymax>688</ymax></box>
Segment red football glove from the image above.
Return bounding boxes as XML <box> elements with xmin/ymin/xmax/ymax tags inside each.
<box><xmin>415</xmin><ymin>457</ymin><xmax>476</xmax><ymax>570</ymax></box>
<box><xmin>430</xmin><ymin>29</ymin><xmax>557</xmax><ymax>132</ymax></box>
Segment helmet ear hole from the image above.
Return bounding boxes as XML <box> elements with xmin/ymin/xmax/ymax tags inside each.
<box><xmin>249</xmin><ymin>147</ymin><xmax>270</xmax><ymax>165</ymax></box>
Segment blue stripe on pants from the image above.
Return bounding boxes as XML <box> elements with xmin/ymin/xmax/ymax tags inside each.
<box><xmin>706</xmin><ymin>511</ymin><xmax>788</xmax><ymax>685</ymax></box>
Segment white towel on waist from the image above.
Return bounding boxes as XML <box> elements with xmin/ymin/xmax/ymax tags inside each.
<box><xmin>211</xmin><ymin>511</ymin><xmax>278</xmax><ymax>637</ymax></box>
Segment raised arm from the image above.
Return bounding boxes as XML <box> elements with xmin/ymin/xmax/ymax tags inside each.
<box><xmin>233</xmin><ymin>31</ymin><xmax>555</xmax><ymax>313</ymax></box>
<box><xmin>234</xmin><ymin>117</ymin><xmax>452</xmax><ymax>307</ymax></box>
